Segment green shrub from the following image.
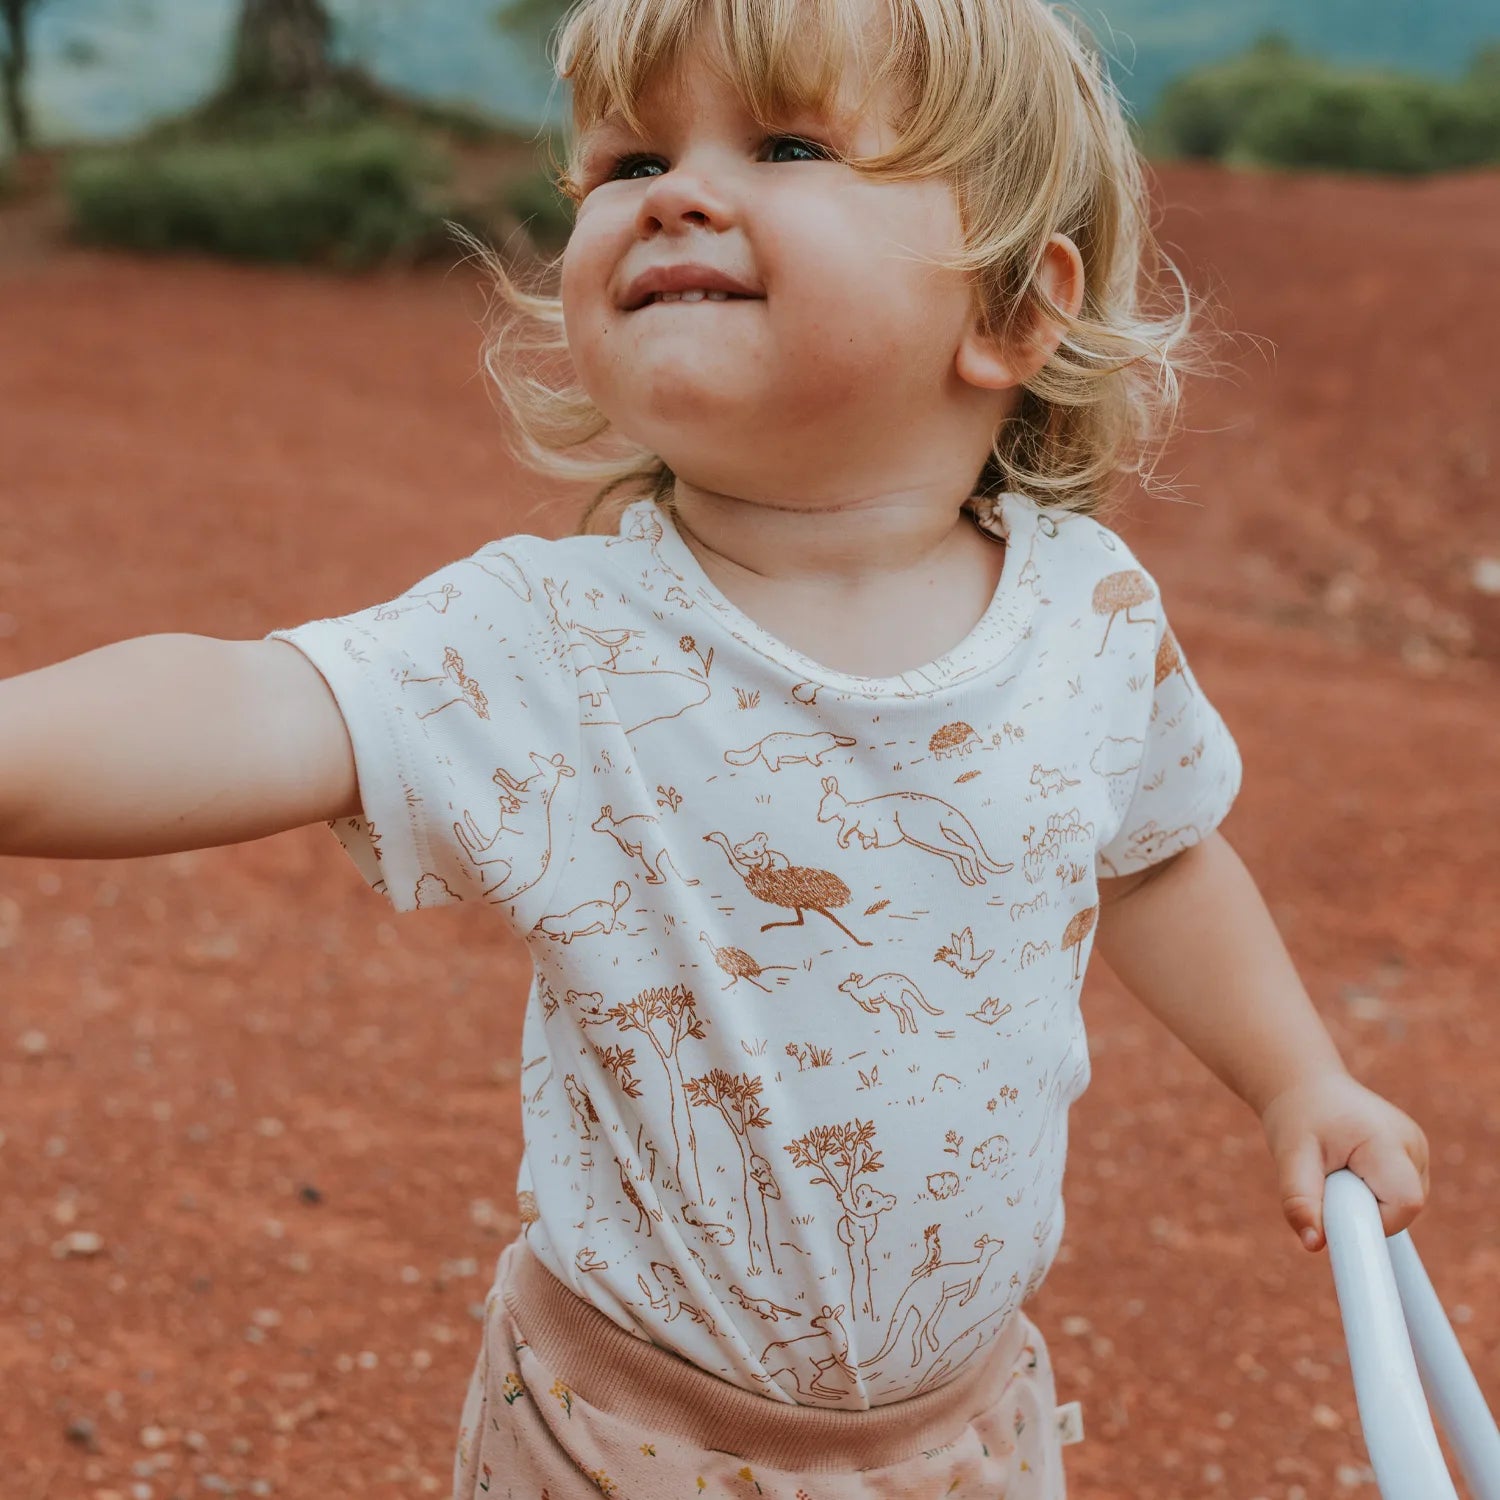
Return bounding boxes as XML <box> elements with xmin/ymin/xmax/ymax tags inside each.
<box><xmin>65</xmin><ymin>124</ymin><xmax>456</xmax><ymax>268</ymax></box>
<box><xmin>1148</xmin><ymin>34</ymin><xmax>1322</xmax><ymax>162</ymax></box>
<box><xmin>1236</xmin><ymin>70</ymin><xmax>1500</xmax><ymax>174</ymax></box>
<box><xmin>501</xmin><ymin>166</ymin><xmax>575</xmax><ymax>254</ymax></box>
<box><xmin>1148</xmin><ymin>36</ymin><xmax>1500</xmax><ymax>175</ymax></box>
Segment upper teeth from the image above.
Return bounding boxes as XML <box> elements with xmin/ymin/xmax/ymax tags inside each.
<box><xmin>651</xmin><ymin>289</ymin><xmax>732</xmax><ymax>303</ymax></box>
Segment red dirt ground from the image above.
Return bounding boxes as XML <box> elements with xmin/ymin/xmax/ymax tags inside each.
<box><xmin>1</xmin><ymin>159</ymin><xmax>1497</xmax><ymax>1500</ymax></box>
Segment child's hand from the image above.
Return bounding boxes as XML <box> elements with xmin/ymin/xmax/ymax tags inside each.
<box><xmin>1259</xmin><ymin>1070</ymin><xmax>1430</xmax><ymax>1253</ymax></box>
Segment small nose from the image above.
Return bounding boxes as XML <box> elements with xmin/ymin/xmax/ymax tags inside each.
<box><xmin>635</xmin><ymin>163</ymin><xmax>732</xmax><ymax>233</ymax></box>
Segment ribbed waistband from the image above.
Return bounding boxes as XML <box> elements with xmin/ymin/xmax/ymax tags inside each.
<box><xmin>498</xmin><ymin>1235</ymin><xmax>1030</xmax><ymax>1472</ymax></box>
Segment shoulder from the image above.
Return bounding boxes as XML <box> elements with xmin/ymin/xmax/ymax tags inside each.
<box><xmin>1027</xmin><ymin>501</ymin><xmax>1171</xmax><ymax>607</ymax></box>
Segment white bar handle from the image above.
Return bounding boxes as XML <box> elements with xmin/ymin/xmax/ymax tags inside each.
<box><xmin>1388</xmin><ymin>1228</ymin><xmax>1500</xmax><ymax>1500</ymax></box>
<box><xmin>1323</xmin><ymin>1169</ymin><xmax>1500</xmax><ymax>1500</ymax></box>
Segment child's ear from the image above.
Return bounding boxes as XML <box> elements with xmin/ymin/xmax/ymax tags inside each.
<box><xmin>956</xmin><ymin>232</ymin><xmax>1086</xmax><ymax>392</ymax></box>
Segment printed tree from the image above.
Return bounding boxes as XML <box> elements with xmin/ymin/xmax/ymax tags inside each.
<box><xmin>607</xmin><ymin>984</ymin><xmax>707</xmax><ymax>1201</ymax></box>
<box><xmin>786</xmin><ymin>1119</ymin><xmax>888</xmax><ymax>1317</ymax></box>
<box><xmin>592</xmin><ymin>1043</ymin><xmax>643</xmax><ymax>1099</ymax></box>
<box><xmin>785</xmin><ymin>1119</ymin><xmax>884</xmax><ymax>1196</ymax></box>
<box><xmin>684</xmin><ymin>1069</ymin><xmax>772</xmax><ymax>1274</ymax></box>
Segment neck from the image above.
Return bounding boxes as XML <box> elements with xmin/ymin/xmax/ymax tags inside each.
<box><xmin>664</xmin><ymin>481</ymin><xmax>986</xmax><ymax>596</ymax></box>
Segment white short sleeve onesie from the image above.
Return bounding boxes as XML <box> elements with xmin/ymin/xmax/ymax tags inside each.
<box><xmin>268</xmin><ymin>491</ymin><xmax>1241</xmax><ymax>1408</ymax></box>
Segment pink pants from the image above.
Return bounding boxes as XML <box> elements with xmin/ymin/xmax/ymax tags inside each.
<box><xmin>453</xmin><ymin>1237</ymin><xmax>1069</xmax><ymax>1499</ymax></box>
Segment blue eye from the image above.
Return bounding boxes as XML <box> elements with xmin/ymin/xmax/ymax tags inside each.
<box><xmin>603</xmin><ymin>135</ymin><xmax>830</xmax><ymax>183</ymax></box>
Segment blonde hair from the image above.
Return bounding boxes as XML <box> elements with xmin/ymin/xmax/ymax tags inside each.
<box><xmin>463</xmin><ymin>0</ymin><xmax>1222</xmax><ymax>537</ymax></box>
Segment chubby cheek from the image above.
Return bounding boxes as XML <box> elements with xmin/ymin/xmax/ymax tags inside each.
<box><xmin>559</xmin><ymin>243</ymin><xmax>623</xmax><ymax>410</ymax></box>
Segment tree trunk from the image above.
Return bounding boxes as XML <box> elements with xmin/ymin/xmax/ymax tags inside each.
<box><xmin>227</xmin><ymin>0</ymin><xmax>335</xmax><ymax>103</ymax></box>
<box><xmin>1</xmin><ymin>0</ymin><xmax>34</xmax><ymax>153</ymax></box>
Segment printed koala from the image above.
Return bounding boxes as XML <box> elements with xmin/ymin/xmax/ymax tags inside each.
<box><xmin>1</xmin><ymin>0</ymin><xmax>1431</xmax><ymax>1495</ymax></box>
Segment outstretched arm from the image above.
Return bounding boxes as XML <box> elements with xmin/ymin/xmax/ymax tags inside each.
<box><xmin>0</xmin><ymin>634</ymin><xmax>360</xmax><ymax>860</ymax></box>
<box><xmin>1095</xmin><ymin>831</ymin><xmax>1429</xmax><ymax>1252</ymax></box>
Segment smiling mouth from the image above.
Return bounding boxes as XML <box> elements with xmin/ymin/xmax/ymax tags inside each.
<box><xmin>635</xmin><ymin>292</ymin><xmax>761</xmax><ymax>308</ymax></box>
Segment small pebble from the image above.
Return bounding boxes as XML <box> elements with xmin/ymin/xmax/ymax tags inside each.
<box><xmin>66</xmin><ymin>1416</ymin><xmax>100</xmax><ymax>1451</ymax></box>
<box><xmin>53</xmin><ymin>1231</ymin><xmax>105</xmax><ymax>1259</ymax></box>
<box><xmin>20</xmin><ymin>1029</ymin><xmax>48</xmax><ymax>1056</ymax></box>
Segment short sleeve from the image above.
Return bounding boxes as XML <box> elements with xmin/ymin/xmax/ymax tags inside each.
<box><xmin>265</xmin><ymin>539</ymin><xmax>582</xmax><ymax>928</ymax></box>
<box><xmin>1094</xmin><ymin>571</ymin><xmax>1242</xmax><ymax>877</ymax></box>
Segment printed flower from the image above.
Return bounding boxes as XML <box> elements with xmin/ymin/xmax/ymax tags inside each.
<box><xmin>550</xmin><ymin>1378</ymin><xmax>574</xmax><ymax>1416</ymax></box>
<box><xmin>679</xmin><ymin>635</ymin><xmax>696</xmax><ymax>653</ymax></box>
<box><xmin>588</xmin><ymin>1471</ymin><xmax>618</xmax><ymax>1496</ymax></box>
<box><xmin>501</xmin><ymin>1372</ymin><xmax>525</xmax><ymax>1404</ymax></box>
<box><xmin>640</xmin><ymin>1443</ymin><xmax>656</xmax><ymax>1457</ymax></box>
<box><xmin>736</xmin><ymin>1466</ymin><xmax>764</xmax><ymax>1494</ymax></box>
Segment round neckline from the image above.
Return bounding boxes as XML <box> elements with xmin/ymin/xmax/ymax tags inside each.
<box><xmin>634</xmin><ymin>492</ymin><xmax>1041</xmax><ymax>698</ymax></box>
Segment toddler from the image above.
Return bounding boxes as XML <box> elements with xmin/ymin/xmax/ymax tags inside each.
<box><xmin>2</xmin><ymin>0</ymin><xmax>1431</xmax><ymax>1495</ymax></box>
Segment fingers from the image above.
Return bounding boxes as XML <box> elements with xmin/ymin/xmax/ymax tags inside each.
<box><xmin>1278</xmin><ymin>1134</ymin><xmax>1327</xmax><ymax>1252</ymax></box>
<box><xmin>1348</xmin><ymin>1136</ymin><xmax>1428</xmax><ymax>1236</ymax></box>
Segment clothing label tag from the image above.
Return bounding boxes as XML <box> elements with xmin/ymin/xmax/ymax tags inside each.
<box><xmin>1055</xmin><ymin>1400</ymin><xmax>1085</xmax><ymax>1447</ymax></box>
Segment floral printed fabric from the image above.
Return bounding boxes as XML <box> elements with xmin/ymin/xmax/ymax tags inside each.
<box><xmin>268</xmin><ymin>490</ymin><xmax>1241</xmax><ymax>1408</ymax></box>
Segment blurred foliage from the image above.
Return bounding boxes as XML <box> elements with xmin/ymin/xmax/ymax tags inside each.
<box><xmin>501</xmin><ymin>161</ymin><xmax>573</xmax><ymax>254</ymax></box>
<box><xmin>50</xmin><ymin>0</ymin><xmax>551</xmax><ymax>270</ymax></box>
<box><xmin>493</xmin><ymin>0</ymin><xmax>570</xmax><ymax>47</ymax></box>
<box><xmin>1</xmin><ymin>0</ymin><xmax>54</xmax><ymax>152</ymax></box>
<box><xmin>64</xmin><ymin>123</ymin><xmax>464</xmax><ymax>268</ymax></box>
<box><xmin>1144</xmin><ymin>31</ymin><xmax>1500</xmax><ymax>174</ymax></box>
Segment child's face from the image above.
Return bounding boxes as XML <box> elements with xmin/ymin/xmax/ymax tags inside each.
<box><xmin>560</xmin><ymin>15</ymin><xmax>1013</xmax><ymax>511</ymax></box>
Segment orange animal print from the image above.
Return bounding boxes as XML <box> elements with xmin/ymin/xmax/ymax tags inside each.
<box><xmin>679</xmin><ymin>1202</ymin><xmax>735</xmax><ymax>1246</ymax></box>
<box><xmin>590</xmin><ymin>805</ymin><xmax>700</xmax><ymax>886</ymax></box>
<box><xmin>400</xmin><ymin>646</ymin><xmax>489</xmax><ymax>721</ymax></box>
<box><xmin>574</xmin><ymin>1246</ymin><xmax>608</xmax><ymax>1273</ymax></box>
<box><xmin>967</xmin><ymin>996</ymin><xmax>1014</xmax><ymax>1027</ymax></box>
<box><xmin>860</xmin><ymin>1234</ymin><xmax>1006</xmax><ymax>1370</ymax></box>
<box><xmin>702</xmin><ymin>830</ymin><xmax>871</xmax><ymax>947</ymax></box>
<box><xmin>785</xmin><ymin>1119</ymin><xmax>893</xmax><ymax>1319</ymax></box>
<box><xmin>562</xmin><ymin>1074</ymin><xmax>598</xmax><ymax>1141</ymax></box>
<box><xmin>1029</xmin><ymin>764</ymin><xmax>1081</xmax><ymax>798</ymax></box>
<box><xmin>373</xmin><ymin>581</ymin><xmax>460</xmax><ymax>620</ymax></box>
<box><xmin>453</xmin><ymin>750</ymin><xmax>575</xmax><ymax>903</ymax></box>
<box><xmin>723</xmin><ymin>730</ymin><xmax>857</xmax><ymax>771</ymax></box>
<box><xmin>731</xmin><ymin>831</ymin><xmax>789</xmax><ymax>871</ymax></box>
<box><xmin>615</xmin><ymin>1155</ymin><xmax>662</xmax><ymax>1237</ymax></box>
<box><xmin>933</xmin><ymin>926</ymin><xmax>994</xmax><ymax>977</ymax></box>
<box><xmin>536</xmin><ymin>880</ymin><xmax>632</xmax><ymax>944</ymax></box>
<box><xmin>729</xmin><ymin>1284</ymin><xmax>800</xmax><ymax>1322</ymax></box>
<box><xmin>928</xmin><ymin>721</ymin><xmax>981</xmax><ymax>759</ymax></box>
<box><xmin>635</xmin><ymin>1262</ymin><xmax>719</xmax><ymax>1336</ymax></box>
<box><xmin>543</xmin><ymin>576</ymin><xmax>712</xmax><ymax>735</ymax></box>
<box><xmin>748</xmin><ymin>1148</ymin><xmax>783</xmax><ymax>1274</ymax></box>
<box><xmin>1122</xmin><ymin>819</ymin><xmax>1203</xmax><ymax>865</ymax></box>
<box><xmin>758</xmin><ymin>1305</ymin><xmax>856</xmax><ymax>1402</ymax></box>
<box><xmin>969</xmin><ymin>1133</ymin><xmax>1011</xmax><ymax>1172</ymax></box>
<box><xmin>697</xmin><ymin>930</ymin><xmax>796</xmax><ymax>993</ymax></box>
<box><xmin>816</xmin><ymin>777</ymin><xmax>1014</xmax><ymax>887</ymax></box>
<box><xmin>838</xmin><ymin>971</ymin><xmax>944</xmax><ymax>1035</ymax></box>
